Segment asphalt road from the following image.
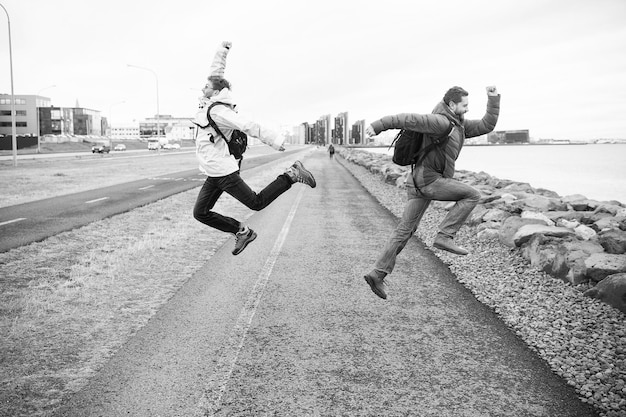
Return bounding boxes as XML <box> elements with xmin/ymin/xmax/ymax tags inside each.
<box><xmin>51</xmin><ymin>151</ymin><xmax>598</xmax><ymax>417</ymax></box>
<box><xmin>0</xmin><ymin>148</ymin><xmax>302</xmax><ymax>253</ymax></box>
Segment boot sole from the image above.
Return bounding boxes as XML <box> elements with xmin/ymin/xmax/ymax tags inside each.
<box><xmin>364</xmin><ymin>275</ymin><xmax>387</xmax><ymax>299</ymax></box>
<box><xmin>232</xmin><ymin>231</ymin><xmax>258</xmax><ymax>255</ymax></box>
<box><xmin>433</xmin><ymin>242</ymin><xmax>468</xmax><ymax>256</ymax></box>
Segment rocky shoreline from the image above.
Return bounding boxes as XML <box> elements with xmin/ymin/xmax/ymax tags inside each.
<box><xmin>337</xmin><ymin>147</ymin><xmax>626</xmax><ymax>417</ymax></box>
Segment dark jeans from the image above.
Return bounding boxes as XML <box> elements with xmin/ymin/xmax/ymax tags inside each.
<box><xmin>374</xmin><ymin>177</ymin><xmax>481</xmax><ymax>275</ymax></box>
<box><xmin>193</xmin><ymin>171</ymin><xmax>292</xmax><ymax>234</ymax></box>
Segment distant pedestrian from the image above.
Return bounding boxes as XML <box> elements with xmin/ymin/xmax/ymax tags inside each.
<box><xmin>364</xmin><ymin>86</ymin><xmax>500</xmax><ymax>299</ymax></box>
<box><xmin>193</xmin><ymin>41</ymin><xmax>316</xmax><ymax>255</ymax></box>
<box><xmin>328</xmin><ymin>144</ymin><xmax>335</xmax><ymax>159</ymax></box>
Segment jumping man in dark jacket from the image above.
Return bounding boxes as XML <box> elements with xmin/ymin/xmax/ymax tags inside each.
<box><xmin>364</xmin><ymin>86</ymin><xmax>500</xmax><ymax>299</ymax></box>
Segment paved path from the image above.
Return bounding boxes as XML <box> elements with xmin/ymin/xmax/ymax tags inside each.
<box><xmin>52</xmin><ymin>151</ymin><xmax>598</xmax><ymax>416</ymax></box>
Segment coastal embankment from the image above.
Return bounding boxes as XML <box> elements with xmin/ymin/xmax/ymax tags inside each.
<box><xmin>338</xmin><ymin>147</ymin><xmax>626</xmax><ymax>417</ymax></box>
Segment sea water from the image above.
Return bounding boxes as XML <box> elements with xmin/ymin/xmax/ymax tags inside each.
<box><xmin>363</xmin><ymin>144</ymin><xmax>626</xmax><ymax>204</ymax></box>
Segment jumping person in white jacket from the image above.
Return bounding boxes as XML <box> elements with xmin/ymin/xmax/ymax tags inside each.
<box><xmin>193</xmin><ymin>41</ymin><xmax>316</xmax><ymax>255</ymax></box>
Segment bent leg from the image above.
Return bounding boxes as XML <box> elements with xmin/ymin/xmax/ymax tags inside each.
<box><xmin>420</xmin><ymin>178</ymin><xmax>481</xmax><ymax>238</ymax></box>
<box><xmin>193</xmin><ymin>177</ymin><xmax>240</xmax><ymax>234</ymax></box>
<box><xmin>222</xmin><ymin>172</ymin><xmax>292</xmax><ymax>211</ymax></box>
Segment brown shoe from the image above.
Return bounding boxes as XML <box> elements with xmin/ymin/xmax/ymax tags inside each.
<box><xmin>364</xmin><ymin>270</ymin><xmax>387</xmax><ymax>299</ymax></box>
<box><xmin>232</xmin><ymin>227</ymin><xmax>257</xmax><ymax>255</ymax></box>
<box><xmin>285</xmin><ymin>160</ymin><xmax>316</xmax><ymax>188</ymax></box>
<box><xmin>433</xmin><ymin>235</ymin><xmax>469</xmax><ymax>256</ymax></box>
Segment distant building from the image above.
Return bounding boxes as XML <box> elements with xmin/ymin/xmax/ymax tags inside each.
<box><xmin>0</xmin><ymin>94</ymin><xmax>52</xmax><ymax>136</ymax></box>
<box><xmin>488</xmin><ymin>130</ymin><xmax>530</xmax><ymax>144</ymax></box>
<box><xmin>37</xmin><ymin>106</ymin><xmax>103</xmax><ymax>137</ymax></box>
<box><xmin>0</xmin><ymin>94</ymin><xmax>106</xmax><ymax>140</ymax></box>
<box><xmin>351</xmin><ymin>120</ymin><xmax>366</xmax><ymax>145</ymax></box>
<box><xmin>313</xmin><ymin>114</ymin><xmax>331</xmax><ymax>145</ymax></box>
<box><xmin>111</xmin><ymin>125</ymin><xmax>140</xmax><ymax>140</ymax></box>
<box><xmin>333</xmin><ymin>112</ymin><xmax>349</xmax><ymax>145</ymax></box>
<box><xmin>140</xmin><ymin>115</ymin><xmax>196</xmax><ymax>141</ymax></box>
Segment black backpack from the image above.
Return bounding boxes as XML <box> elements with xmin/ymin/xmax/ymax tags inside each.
<box><xmin>390</xmin><ymin>119</ymin><xmax>456</xmax><ymax>167</ymax></box>
<box><xmin>205</xmin><ymin>102</ymin><xmax>248</xmax><ymax>160</ymax></box>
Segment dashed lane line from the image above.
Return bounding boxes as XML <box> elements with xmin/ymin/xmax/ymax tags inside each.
<box><xmin>0</xmin><ymin>218</ymin><xmax>26</xmax><ymax>227</ymax></box>
<box><xmin>197</xmin><ymin>186</ymin><xmax>306</xmax><ymax>416</ymax></box>
<box><xmin>85</xmin><ymin>197</ymin><xmax>109</xmax><ymax>204</ymax></box>
<box><xmin>138</xmin><ymin>185</ymin><xmax>155</xmax><ymax>190</ymax></box>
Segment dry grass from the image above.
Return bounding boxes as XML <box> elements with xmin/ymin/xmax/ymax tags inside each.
<box><xmin>0</xmin><ymin>151</ymin><xmax>200</xmax><ymax>208</ymax></box>
<box><xmin>0</xmin><ymin>148</ymin><xmax>312</xmax><ymax>417</ymax></box>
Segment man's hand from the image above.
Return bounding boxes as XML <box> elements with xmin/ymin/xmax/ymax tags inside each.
<box><xmin>222</xmin><ymin>41</ymin><xmax>232</xmax><ymax>49</ymax></box>
<box><xmin>365</xmin><ymin>124</ymin><xmax>377</xmax><ymax>137</ymax></box>
<box><xmin>486</xmin><ymin>86</ymin><xmax>498</xmax><ymax>96</ymax></box>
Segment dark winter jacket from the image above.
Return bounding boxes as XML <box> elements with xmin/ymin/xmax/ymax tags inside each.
<box><xmin>370</xmin><ymin>95</ymin><xmax>500</xmax><ymax>187</ymax></box>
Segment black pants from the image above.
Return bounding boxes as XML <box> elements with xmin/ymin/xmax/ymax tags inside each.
<box><xmin>193</xmin><ymin>171</ymin><xmax>292</xmax><ymax>234</ymax></box>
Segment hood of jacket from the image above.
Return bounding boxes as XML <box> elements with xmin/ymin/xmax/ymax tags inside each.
<box><xmin>194</xmin><ymin>88</ymin><xmax>237</xmax><ymax>128</ymax></box>
<box><xmin>431</xmin><ymin>101</ymin><xmax>464</xmax><ymax>124</ymax></box>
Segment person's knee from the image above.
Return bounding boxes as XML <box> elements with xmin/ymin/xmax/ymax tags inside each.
<box><xmin>192</xmin><ymin>206</ymin><xmax>203</xmax><ymax>221</ymax></box>
<box><xmin>466</xmin><ymin>187</ymin><xmax>481</xmax><ymax>203</ymax></box>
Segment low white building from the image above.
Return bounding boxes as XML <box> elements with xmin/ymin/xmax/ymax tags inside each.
<box><xmin>110</xmin><ymin>125</ymin><xmax>140</xmax><ymax>140</ymax></box>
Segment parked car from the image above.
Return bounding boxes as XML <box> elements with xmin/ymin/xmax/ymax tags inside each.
<box><xmin>147</xmin><ymin>141</ymin><xmax>159</xmax><ymax>150</ymax></box>
<box><xmin>172</xmin><ymin>143</ymin><xmax>181</xmax><ymax>149</ymax></box>
<box><xmin>163</xmin><ymin>143</ymin><xmax>174</xmax><ymax>150</ymax></box>
<box><xmin>114</xmin><ymin>144</ymin><xmax>126</xmax><ymax>151</ymax></box>
<box><xmin>92</xmin><ymin>144</ymin><xmax>111</xmax><ymax>153</ymax></box>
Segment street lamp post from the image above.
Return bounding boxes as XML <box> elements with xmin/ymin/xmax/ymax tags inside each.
<box><xmin>127</xmin><ymin>64</ymin><xmax>160</xmax><ymax>142</ymax></box>
<box><xmin>1</xmin><ymin>3</ymin><xmax>17</xmax><ymax>167</ymax></box>
<box><xmin>36</xmin><ymin>84</ymin><xmax>56</xmax><ymax>153</ymax></box>
<box><xmin>108</xmin><ymin>100</ymin><xmax>125</xmax><ymax>146</ymax></box>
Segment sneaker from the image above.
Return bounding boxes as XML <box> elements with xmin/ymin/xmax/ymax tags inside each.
<box><xmin>364</xmin><ymin>270</ymin><xmax>387</xmax><ymax>300</ymax></box>
<box><xmin>285</xmin><ymin>161</ymin><xmax>316</xmax><ymax>188</ymax></box>
<box><xmin>232</xmin><ymin>227</ymin><xmax>257</xmax><ymax>255</ymax></box>
<box><xmin>433</xmin><ymin>235</ymin><xmax>468</xmax><ymax>256</ymax></box>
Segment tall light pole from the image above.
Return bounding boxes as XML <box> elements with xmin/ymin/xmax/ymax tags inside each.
<box><xmin>108</xmin><ymin>100</ymin><xmax>125</xmax><ymax>145</ymax></box>
<box><xmin>127</xmin><ymin>64</ymin><xmax>160</xmax><ymax>142</ymax></box>
<box><xmin>1</xmin><ymin>3</ymin><xmax>17</xmax><ymax>167</ymax></box>
<box><xmin>36</xmin><ymin>84</ymin><xmax>56</xmax><ymax>153</ymax></box>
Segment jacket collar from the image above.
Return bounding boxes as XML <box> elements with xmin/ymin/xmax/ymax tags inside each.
<box><xmin>432</xmin><ymin>100</ymin><xmax>464</xmax><ymax>124</ymax></box>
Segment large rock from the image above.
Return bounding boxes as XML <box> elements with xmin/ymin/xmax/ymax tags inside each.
<box><xmin>483</xmin><ymin>208</ymin><xmax>511</xmax><ymax>222</ymax></box>
<box><xmin>513</xmin><ymin>224</ymin><xmax>575</xmax><ymax>247</ymax></box>
<box><xmin>502</xmin><ymin>182</ymin><xmax>535</xmax><ymax>193</ymax></box>
<box><xmin>544</xmin><ymin>211</ymin><xmax>586</xmax><ymax>223</ymax></box>
<box><xmin>584</xmin><ymin>253</ymin><xmax>626</xmax><ymax>282</ymax></box>
<box><xmin>598</xmin><ymin>229</ymin><xmax>626</xmax><ymax>254</ymax></box>
<box><xmin>498</xmin><ymin>216</ymin><xmax>547</xmax><ymax>247</ymax></box>
<box><xmin>574</xmin><ymin>224</ymin><xmax>597</xmax><ymax>241</ymax></box>
<box><xmin>594</xmin><ymin>216</ymin><xmax>623</xmax><ymax>231</ymax></box>
<box><xmin>553</xmin><ymin>239</ymin><xmax>605</xmax><ymax>285</ymax></box>
<box><xmin>510</xmin><ymin>195</ymin><xmax>567</xmax><ymax>212</ymax></box>
<box><xmin>521</xmin><ymin>210</ymin><xmax>555</xmax><ymax>226</ymax></box>
<box><xmin>584</xmin><ymin>273</ymin><xmax>626</xmax><ymax>313</ymax></box>
<box><xmin>521</xmin><ymin>235</ymin><xmax>564</xmax><ymax>276</ymax></box>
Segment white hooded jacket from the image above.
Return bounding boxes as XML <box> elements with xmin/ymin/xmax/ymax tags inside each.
<box><xmin>193</xmin><ymin>89</ymin><xmax>285</xmax><ymax>177</ymax></box>
<box><xmin>193</xmin><ymin>42</ymin><xmax>285</xmax><ymax>177</ymax></box>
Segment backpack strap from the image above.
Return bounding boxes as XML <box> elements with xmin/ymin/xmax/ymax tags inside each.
<box><xmin>409</xmin><ymin>116</ymin><xmax>458</xmax><ymax>190</ymax></box>
<box><xmin>205</xmin><ymin>102</ymin><xmax>229</xmax><ymax>143</ymax></box>
<box><xmin>413</xmin><ymin>118</ymin><xmax>456</xmax><ymax>167</ymax></box>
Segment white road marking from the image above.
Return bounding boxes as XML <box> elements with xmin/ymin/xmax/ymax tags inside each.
<box><xmin>85</xmin><ymin>197</ymin><xmax>109</xmax><ymax>204</ymax></box>
<box><xmin>138</xmin><ymin>185</ymin><xmax>155</xmax><ymax>190</ymax></box>
<box><xmin>198</xmin><ymin>187</ymin><xmax>306</xmax><ymax>416</ymax></box>
<box><xmin>0</xmin><ymin>218</ymin><xmax>26</xmax><ymax>227</ymax></box>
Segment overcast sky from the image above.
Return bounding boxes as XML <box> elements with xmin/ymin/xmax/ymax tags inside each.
<box><xmin>1</xmin><ymin>0</ymin><xmax>625</xmax><ymax>140</ymax></box>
